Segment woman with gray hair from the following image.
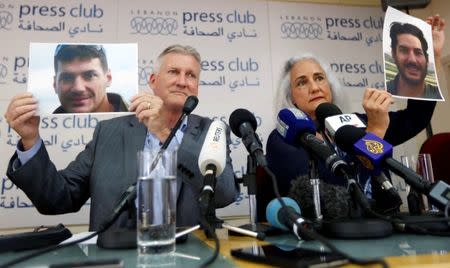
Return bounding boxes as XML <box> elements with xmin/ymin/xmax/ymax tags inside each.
<box><xmin>274</xmin><ymin>53</ymin><xmax>346</xmax><ymax>118</ymax></box>
<box><xmin>265</xmin><ymin>51</ymin><xmax>438</xmax><ymax>213</ymax></box>
<box><xmin>268</xmin><ymin>54</ymin><xmax>394</xmax><ymax>191</ymax></box>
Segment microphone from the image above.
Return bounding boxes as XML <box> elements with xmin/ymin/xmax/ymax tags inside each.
<box><xmin>316</xmin><ymin>103</ymin><xmax>366</xmax><ymax>139</ymax></box>
<box><xmin>276</xmin><ymin>108</ymin><xmax>349</xmax><ymax>177</ymax></box>
<box><xmin>197</xmin><ymin>120</ymin><xmax>227</xmax><ymax>208</ymax></box>
<box><xmin>316</xmin><ymin>102</ymin><xmax>344</xmax><ymax>132</ymax></box>
<box><xmin>182</xmin><ymin>95</ymin><xmax>199</xmax><ymax>114</ymax></box>
<box><xmin>315</xmin><ymin>103</ymin><xmax>345</xmax><ymax>151</ymax></box>
<box><xmin>335</xmin><ymin>125</ymin><xmax>450</xmax><ymax>210</ymax></box>
<box><xmin>316</xmin><ymin>103</ymin><xmax>402</xmax><ymax>211</ymax></box>
<box><xmin>288</xmin><ymin>174</ymin><xmax>351</xmax><ymax>221</ymax></box>
<box><xmin>316</xmin><ymin>103</ymin><xmax>366</xmax><ymax>138</ymax></box>
<box><xmin>266</xmin><ymin>197</ymin><xmax>312</xmax><ymax>240</ymax></box>
<box><xmin>161</xmin><ymin>95</ymin><xmax>199</xmax><ymax>150</ymax></box>
<box><xmin>229</xmin><ymin>108</ymin><xmax>267</xmax><ymax>166</ymax></box>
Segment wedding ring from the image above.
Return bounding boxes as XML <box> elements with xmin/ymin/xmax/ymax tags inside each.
<box><xmin>147</xmin><ymin>102</ymin><xmax>150</xmax><ymax>110</ymax></box>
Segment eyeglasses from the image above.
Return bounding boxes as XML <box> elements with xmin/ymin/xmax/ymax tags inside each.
<box><xmin>54</xmin><ymin>44</ymin><xmax>106</xmax><ymax>57</ymax></box>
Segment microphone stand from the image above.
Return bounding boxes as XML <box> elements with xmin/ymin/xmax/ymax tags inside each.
<box><xmin>175</xmin><ymin>174</ymin><xmax>265</xmax><ymax>268</ymax></box>
<box><xmin>197</xmin><ymin>167</ymin><xmax>223</xmax><ymax>239</ymax></box>
<box><xmin>180</xmin><ymin>166</ymin><xmax>266</xmax><ymax>240</ymax></box>
<box><xmin>309</xmin><ymin>158</ymin><xmax>323</xmax><ymax>228</ymax></box>
<box><xmin>228</xmin><ymin>155</ymin><xmax>279</xmax><ymax>237</ymax></box>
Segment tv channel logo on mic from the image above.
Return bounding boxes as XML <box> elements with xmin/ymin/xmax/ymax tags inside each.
<box><xmin>354</xmin><ymin>132</ymin><xmax>392</xmax><ymax>171</ymax></box>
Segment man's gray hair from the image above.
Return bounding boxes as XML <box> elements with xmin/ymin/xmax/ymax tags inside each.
<box><xmin>153</xmin><ymin>44</ymin><xmax>201</xmax><ymax>73</ymax></box>
<box><xmin>274</xmin><ymin>53</ymin><xmax>347</xmax><ymax>116</ymax></box>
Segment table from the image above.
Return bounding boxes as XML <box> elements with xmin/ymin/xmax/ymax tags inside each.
<box><xmin>1</xmin><ymin>224</ymin><xmax>450</xmax><ymax>267</ymax></box>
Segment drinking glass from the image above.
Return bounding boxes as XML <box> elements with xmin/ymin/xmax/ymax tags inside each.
<box><xmin>400</xmin><ymin>153</ymin><xmax>438</xmax><ymax>212</ymax></box>
<box><xmin>137</xmin><ymin>149</ymin><xmax>177</xmax><ymax>255</ymax></box>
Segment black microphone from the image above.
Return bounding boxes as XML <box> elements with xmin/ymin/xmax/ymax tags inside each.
<box><xmin>229</xmin><ymin>108</ymin><xmax>267</xmax><ymax>167</ymax></box>
<box><xmin>288</xmin><ymin>174</ymin><xmax>351</xmax><ymax>221</ymax></box>
<box><xmin>182</xmin><ymin>95</ymin><xmax>199</xmax><ymax>114</ymax></box>
<box><xmin>161</xmin><ymin>95</ymin><xmax>199</xmax><ymax>150</ymax></box>
<box><xmin>315</xmin><ymin>103</ymin><xmax>345</xmax><ymax>151</ymax></box>
<box><xmin>316</xmin><ymin>102</ymin><xmax>344</xmax><ymax>132</ymax></box>
<box><xmin>316</xmin><ymin>103</ymin><xmax>366</xmax><ymax>140</ymax></box>
<box><xmin>335</xmin><ymin>125</ymin><xmax>450</xmax><ymax>211</ymax></box>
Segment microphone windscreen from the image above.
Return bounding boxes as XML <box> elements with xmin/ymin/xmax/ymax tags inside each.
<box><xmin>198</xmin><ymin>120</ymin><xmax>227</xmax><ymax>176</ymax></box>
<box><xmin>183</xmin><ymin>95</ymin><xmax>199</xmax><ymax>114</ymax></box>
<box><xmin>229</xmin><ymin>108</ymin><xmax>257</xmax><ymax>137</ymax></box>
<box><xmin>288</xmin><ymin>175</ymin><xmax>350</xmax><ymax>220</ymax></box>
<box><xmin>334</xmin><ymin>125</ymin><xmax>366</xmax><ymax>153</ymax></box>
<box><xmin>266</xmin><ymin>197</ymin><xmax>301</xmax><ymax>231</ymax></box>
<box><xmin>315</xmin><ymin>103</ymin><xmax>342</xmax><ymax>131</ymax></box>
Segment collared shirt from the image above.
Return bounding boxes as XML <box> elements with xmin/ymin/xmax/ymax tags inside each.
<box><xmin>144</xmin><ymin>117</ymin><xmax>188</xmax><ymax>151</ymax></box>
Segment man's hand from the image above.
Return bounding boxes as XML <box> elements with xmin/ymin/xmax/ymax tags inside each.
<box><xmin>129</xmin><ymin>91</ymin><xmax>171</xmax><ymax>143</ymax></box>
<box><xmin>4</xmin><ymin>93</ymin><xmax>40</xmax><ymax>150</ymax></box>
<box><xmin>363</xmin><ymin>88</ymin><xmax>394</xmax><ymax>138</ymax></box>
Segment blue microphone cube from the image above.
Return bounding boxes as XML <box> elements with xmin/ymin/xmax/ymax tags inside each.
<box><xmin>353</xmin><ymin>132</ymin><xmax>393</xmax><ymax>171</ymax></box>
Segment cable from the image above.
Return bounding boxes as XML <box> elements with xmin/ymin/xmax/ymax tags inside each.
<box><xmin>198</xmin><ymin>218</ymin><xmax>220</xmax><ymax>268</ymax></box>
<box><xmin>0</xmin><ymin>230</ymin><xmax>100</xmax><ymax>268</ymax></box>
<box><xmin>355</xmin><ymin>199</ymin><xmax>450</xmax><ymax>236</ymax></box>
<box><xmin>0</xmin><ymin>182</ymin><xmax>130</xmax><ymax>268</ymax></box>
<box><xmin>445</xmin><ymin>201</ymin><xmax>450</xmax><ymax>219</ymax></box>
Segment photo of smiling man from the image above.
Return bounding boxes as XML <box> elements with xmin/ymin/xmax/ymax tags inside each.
<box><xmin>27</xmin><ymin>43</ymin><xmax>138</xmax><ymax>115</ymax></box>
<box><xmin>383</xmin><ymin>7</ymin><xmax>444</xmax><ymax>101</ymax></box>
<box><xmin>53</xmin><ymin>44</ymin><xmax>127</xmax><ymax>113</ymax></box>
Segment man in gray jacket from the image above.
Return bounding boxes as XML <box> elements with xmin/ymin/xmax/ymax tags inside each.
<box><xmin>4</xmin><ymin>44</ymin><xmax>239</xmax><ymax>230</ymax></box>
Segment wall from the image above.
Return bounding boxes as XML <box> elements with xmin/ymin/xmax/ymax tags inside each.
<box><xmin>1</xmin><ymin>0</ymin><xmax>446</xmax><ymax>228</ymax></box>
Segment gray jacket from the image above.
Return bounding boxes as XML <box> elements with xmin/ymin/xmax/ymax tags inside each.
<box><xmin>7</xmin><ymin>114</ymin><xmax>238</xmax><ymax>230</ymax></box>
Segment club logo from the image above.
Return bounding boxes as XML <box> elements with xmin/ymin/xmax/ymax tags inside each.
<box><xmin>0</xmin><ymin>11</ymin><xmax>13</xmax><ymax>30</ymax></box>
<box><xmin>138</xmin><ymin>60</ymin><xmax>153</xmax><ymax>86</ymax></box>
<box><xmin>130</xmin><ymin>16</ymin><xmax>178</xmax><ymax>35</ymax></box>
<box><xmin>280</xmin><ymin>22</ymin><xmax>322</xmax><ymax>39</ymax></box>
<box><xmin>0</xmin><ymin>63</ymin><xmax>7</xmax><ymax>81</ymax></box>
